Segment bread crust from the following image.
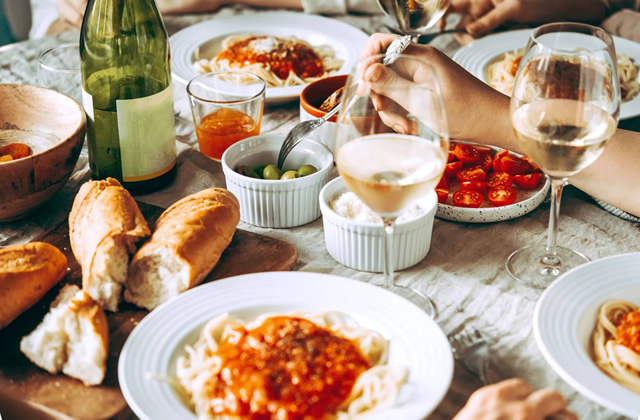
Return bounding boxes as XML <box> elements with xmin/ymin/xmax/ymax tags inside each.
<box><xmin>68</xmin><ymin>291</ymin><xmax>109</xmax><ymax>358</ymax></box>
<box><xmin>0</xmin><ymin>242</ymin><xmax>67</xmax><ymax>329</ymax></box>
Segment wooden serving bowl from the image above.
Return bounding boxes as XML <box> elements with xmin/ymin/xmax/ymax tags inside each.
<box><xmin>0</xmin><ymin>84</ymin><xmax>86</xmax><ymax>222</ymax></box>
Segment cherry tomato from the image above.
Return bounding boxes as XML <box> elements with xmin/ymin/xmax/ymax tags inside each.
<box><xmin>436</xmin><ymin>188</ymin><xmax>449</xmax><ymax>204</ymax></box>
<box><xmin>487</xmin><ymin>186</ymin><xmax>517</xmax><ymax>206</ymax></box>
<box><xmin>456</xmin><ymin>168</ymin><xmax>487</xmax><ymax>182</ymax></box>
<box><xmin>436</xmin><ymin>176</ymin><xmax>448</xmax><ymax>190</ymax></box>
<box><xmin>473</xmin><ymin>145</ymin><xmax>493</xmax><ymax>155</ymax></box>
<box><xmin>500</xmin><ymin>155</ymin><xmax>532</xmax><ymax>175</ymax></box>
<box><xmin>514</xmin><ymin>173</ymin><xmax>543</xmax><ymax>190</ymax></box>
<box><xmin>454</xmin><ymin>144</ymin><xmax>480</xmax><ymax>163</ymax></box>
<box><xmin>0</xmin><ymin>143</ymin><xmax>31</xmax><ymax>159</ymax></box>
<box><xmin>460</xmin><ymin>181</ymin><xmax>488</xmax><ymax>194</ymax></box>
<box><xmin>487</xmin><ymin>172</ymin><xmax>514</xmax><ymax>188</ymax></box>
<box><xmin>453</xmin><ymin>190</ymin><xmax>483</xmax><ymax>208</ymax></box>
<box><xmin>466</xmin><ymin>153</ymin><xmax>492</xmax><ymax>172</ymax></box>
<box><xmin>492</xmin><ymin>150</ymin><xmax>509</xmax><ymax>172</ymax></box>
<box><xmin>448</xmin><ymin>150</ymin><xmax>455</xmax><ymax>162</ymax></box>
<box><xmin>444</xmin><ymin>161</ymin><xmax>463</xmax><ymax>178</ymax></box>
<box><xmin>521</xmin><ymin>156</ymin><xmax>541</xmax><ymax>173</ymax></box>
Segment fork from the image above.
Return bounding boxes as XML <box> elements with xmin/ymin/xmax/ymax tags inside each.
<box><xmin>276</xmin><ymin>102</ymin><xmax>341</xmax><ymax>169</ymax></box>
<box><xmin>448</xmin><ymin>324</ymin><xmax>491</xmax><ymax>385</ymax></box>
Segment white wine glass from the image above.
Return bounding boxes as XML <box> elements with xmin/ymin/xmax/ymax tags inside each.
<box><xmin>335</xmin><ymin>54</ymin><xmax>449</xmax><ymax>317</ymax></box>
<box><xmin>508</xmin><ymin>23</ymin><xmax>620</xmax><ymax>288</ymax></box>
<box><xmin>376</xmin><ymin>0</ymin><xmax>452</xmax><ymax>41</ymax></box>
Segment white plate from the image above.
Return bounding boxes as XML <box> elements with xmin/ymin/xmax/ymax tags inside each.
<box><xmin>119</xmin><ymin>271</ymin><xmax>454</xmax><ymax>420</ymax></box>
<box><xmin>452</xmin><ymin>29</ymin><xmax>640</xmax><ymax>120</ymax></box>
<box><xmin>534</xmin><ymin>253</ymin><xmax>640</xmax><ymax>418</ymax></box>
<box><xmin>436</xmin><ymin>142</ymin><xmax>550</xmax><ymax>223</ymax></box>
<box><xmin>169</xmin><ymin>12</ymin><xmax>369</xmax><ymax>104</ymax></box>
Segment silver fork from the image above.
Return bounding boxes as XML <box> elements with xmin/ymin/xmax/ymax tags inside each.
<box><xmin>448</xmin><ymin>324</ymin><xmax>491</xmax><ymax>385</ymax></box>
<box><xmin>276</xmin><ymin>103</ymin><xmax>341</xmax><ymax>169</ymax></box>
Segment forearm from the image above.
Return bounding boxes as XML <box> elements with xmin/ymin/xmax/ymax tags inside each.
<box><xmin>156</xmin><ymin>0</ymin><xmax>302</xmax><ymax>14</ymax></box>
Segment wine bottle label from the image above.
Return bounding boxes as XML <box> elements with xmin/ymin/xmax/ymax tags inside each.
<box><xmin>82</xmin><ymin>86</ymin><xmax>176</xmax><ymax>182</ymax></box>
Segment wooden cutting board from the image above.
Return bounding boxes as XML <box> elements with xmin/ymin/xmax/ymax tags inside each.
<box><xmin>0</xmin><ymin>201</ymin><xmax>298</xmax><ymax>420</ymax></box>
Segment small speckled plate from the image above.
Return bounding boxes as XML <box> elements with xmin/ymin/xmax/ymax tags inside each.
<box><xmin>436</xmin><ymin>142</ymin><xmax>550</xmax><ymax>223</ymax></box>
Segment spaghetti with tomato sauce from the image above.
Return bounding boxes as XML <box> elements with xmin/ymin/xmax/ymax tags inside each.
<box><xmin>176</xmin><ymin>312</ymin><xmax>407</xmax><ymax>420</ymax></box>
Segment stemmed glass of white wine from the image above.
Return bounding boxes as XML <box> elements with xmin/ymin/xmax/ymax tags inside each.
<box><xmin>335</xmin><ymin>54</ymin><xmax>449</xmax><ymax>317</ymax></box>
<box><xmin>508</xmin><ymin>23</ymin><xmax>620</xmax><ymax>288</ymax></box>
<box><xmin>376</xmin><ymin>0</ymin><xmax>451</xmax><ymax>41</ymax></box>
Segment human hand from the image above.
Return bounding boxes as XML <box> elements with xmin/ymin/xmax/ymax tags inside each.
<box><xmin>57</xmin><ymin>0</ymin><xmax>88</xmax><ymax>28</ymax></box>
<box><xmin>444</xmin><ymin>0</ymin><xmax>608</xmax><ymax>37</ymax></box>
<box><xmin>359</xmin><ymin>33</ymin><xmax>510</xmax><ymax>142</ymax></box>
<box><xmin>453</xmin><ymin>378</ymin><xmax>579</xmax><ymax>420</ymax></box>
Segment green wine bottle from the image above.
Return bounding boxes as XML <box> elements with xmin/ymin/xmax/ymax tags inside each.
<box><xmin>80</xmin><ymin>0</ymin><xmax>177</xmax><ymax>194</ymax></box>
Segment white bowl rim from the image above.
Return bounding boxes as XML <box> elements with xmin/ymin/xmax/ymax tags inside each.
<box><xmin>221</xmin><ymin>133</ymin><xmax>333</xmax><ymax>185</ymax></box>
<box><xmin>319</xmin><ymin>176</ymin><xmax>437</xmax><ymax>228</ymax></box>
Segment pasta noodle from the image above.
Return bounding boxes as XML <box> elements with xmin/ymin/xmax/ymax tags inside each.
<box><xmin>486</xmin><ymin>50</ymin><xmax>640</xmax><ymax>102</ymax></box>
<box><xmin>591</xmin><ymin>300</ymin><xmax>640</xmax><ymax>394</ymax></box>
<box><xmin>194</xmin><ymin>34</ymin><xmax>343</xmax><ymax>88</ymax></box>
<box><xmin>175</xmin><ymin>311</ymin><xmax>408</xmax><ymax>419</ymax></box>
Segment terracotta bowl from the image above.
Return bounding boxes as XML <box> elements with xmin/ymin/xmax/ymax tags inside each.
<box><xmin>0</xmin><ymin>84</ymin><xmax>86</xmax><ymax>222</ymax></box>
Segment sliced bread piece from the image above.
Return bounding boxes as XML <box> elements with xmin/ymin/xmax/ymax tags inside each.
<box><xmin>20</xmin><ymin>284</ymin><xmax>109</xmax><ymax>386</ymax></box>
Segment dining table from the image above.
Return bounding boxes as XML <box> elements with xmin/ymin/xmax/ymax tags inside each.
<box><xmin>0</xmin><ymin>4</ymin><xmax>638</xmax><ymax>420</ymax></box>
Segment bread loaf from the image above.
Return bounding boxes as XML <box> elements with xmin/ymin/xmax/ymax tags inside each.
<box><xmin>69</xmin><ymin>178</ymin><xmax>150</xmax><ymax>311</ymax></box>
<box><xmin>124</xmin><ymin>188</ymin><xmax>240</xmax><ymax>310</ymax></box>
<box><xmin>0</xmin><ymin>242</ymin><xmax>67</xmax><ymax>329</ymax></box>
<box><xmin>20</xmin><ymin>284</ymin><xmax>109</xmax><ymax>386</ymax></box>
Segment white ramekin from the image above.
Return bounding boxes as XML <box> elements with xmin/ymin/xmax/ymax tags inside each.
<box><xmin>221</xmin><ymin>133</ymin><xmax>333</xmax><ymax>228</ymax></box>
<box><xmin>319</xmin><ymin>177</ymin><xmax>437</xmax><ymax>272</ymax></box>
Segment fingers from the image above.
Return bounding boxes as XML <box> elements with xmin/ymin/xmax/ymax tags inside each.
<box><xmin>370</xmin><ymin>92</ymin><xmax>417</xmax><ymax>135</ymax></box>
<box><xmin>526</xmin><ymin>388</ymin><xmax>569</xmax><ymax>418</ymax></box>
<box><xmin>359</xmin><ymin>33</ymin><xmax>401</xmax><ymax>60</ymax></box>
<box><xmin>488</xmin><ymin>377</ymin><xmax>534</xmax><ymax>400</ymax></box>
<box><xmin>57</xmin><ymin>0</ymin><xmax>87</xmax><ymax>27</ymax></box>
<box><xmin>466</xmin><ymin>2</ymin><xmax>514</xmax><ymax>36</ymax></box>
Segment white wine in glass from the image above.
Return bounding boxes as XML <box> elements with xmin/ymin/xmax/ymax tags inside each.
<box><xmin>507</xmin><ymin>23</ymin><xmax>620</xmax><ymax>288</ymax></box>
<box><xmin>335</xmin><ymin>54</ymin><xmax>449</xmax><ymax>317</ymax></box>
<box><xmin>377</xmin><ymin>0</ymin><xmax>451</xmax><ymax>39</ymax></box>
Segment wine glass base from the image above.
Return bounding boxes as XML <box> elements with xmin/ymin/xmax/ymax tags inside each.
<box><xmin>383</xmin><ymin>284</ymin><xmax>436</xmax><ymax>318</ymax></box>
<box><xmin>506</xmin><ymin>245</ymin><xmax>590</xmax><ymax>289</ymax></box>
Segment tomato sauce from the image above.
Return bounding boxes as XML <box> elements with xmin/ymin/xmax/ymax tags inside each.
<box><xmin>217</xmin><ymin>36</ymin><xmax>325</xmax><ymax>81</ymax></box>
<box><xmin>616</xmin><ymin>309</ymin><xmax>640</xmax><ymax>354</ymax></box>
<box><xmin>195</xmin><ymin>108</ymin><xmax>260</xmax><ymax>160</ymax></box>
<box><xmin>204</xmin><ymin>316</ymin><xmax>371</xmax><ymax>419</ymax></box>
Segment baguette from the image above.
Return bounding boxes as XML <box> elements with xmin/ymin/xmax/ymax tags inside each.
<box><xmin>69</xmin><ymin>178</ymin><xmax>150</xmax><ymax>312</ymax></box>
<box><xmin>124</xmin><ymin>188</ymin><xmax>240</xmax><ymax>310</ymax></box>
<box><xmin>0</xmin><ymin>242</ymin><xmax>67</xmax><ymax>329</ymax></box>
<box><xmin>20</xmin><ymin>284</ymin><xmax>108</xmax><ymax>386</ymax></box>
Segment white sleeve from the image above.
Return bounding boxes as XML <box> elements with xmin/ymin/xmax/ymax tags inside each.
<box><xmin>301</xmin><ymin>0</ymin><xmax>383</xmax><ymax>15</ymax></box>
<box><xmin>29</xmin><ymin>0</ymin><xmax>60</xmax><ymax>39</ymax></box>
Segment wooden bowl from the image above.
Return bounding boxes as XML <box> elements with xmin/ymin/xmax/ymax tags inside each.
<box><xmin>0</xmin><ymin>84</ymin><xmax>86</xmax><ymax>222</ymax></box>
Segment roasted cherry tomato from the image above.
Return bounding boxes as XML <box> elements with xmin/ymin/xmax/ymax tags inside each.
<box><xmin>521</xmin><ymin>156</ymin><xmax>541</xmax><ymax>173</ymax></box>
<box><xmin>492</xmin><ymin>150</ymin><xmax>509</xmax><ymax>172</ymax></box>
<box><xmin>436</xmin><ymin>188</ymin><xmax>449</xmax><ymax>204</ymax></box>
<box><xmin>500</xmin><ymin>155</ymin><xmax>532</xmax><ymax>175</ymax></box>
<box><xmin>487</xmin><ymin>185</ymin><xmax>517</xmax><ymax>206</ymax></box>
<box><xmin>514</xmin><ymin>173</ymin><xmax>543</xmax><ymax>190</ymax></box>
<box><xmin>448</xmin><ymin>150</ymin><xmax>455</xmax><ymax>162</ymax></box>
<box><xmin>460</xmin><ymin>181</ymin><xmax>488</xmax><ymax>194</ymax></box>
<box><xmin>454</xmin><ymin>144</ymin><xmax>480</xmax><ymax>163</ymax></box>
<box><xmin>487</xmin><ymin>172</ymin><xmax>514</xmax><ymax>188</ymax></box>
<box><xmin>466</xmin><ymin>153</ymin><xmax>492</xmax><ymax>172</ymax></box>
<box><xmin>456</xmin><ymin>168</ymin><xmax>487</xmax><ymax>183</ymax></box>
<box><xmin>473</xmin><ymin>145</ymin><xmax>493</xmax><ymax>155</ymax></box>
<box><xmin>444</xmin><ymin>161</ymin><xmax>463</xmax><ymax>178</ymax></box>
<box><xmin>436</xmin><ymin>176</ymin><xmax>448</xmax><ymax>190</ymax></box>
<box><xmin>0</xmin><ymin>143</ymin><xmax>31</xmax><ymax>159</ymax></box>
<box><xmin>453</xmin><ymin>190</ymin><xmax>483</xmax><ymax>208</ymax></box>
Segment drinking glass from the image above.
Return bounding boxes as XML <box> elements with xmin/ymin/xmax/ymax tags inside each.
<box><xmin>187</xmin><ymin>71</ymin><xmax>266</xmax><ymax>160</ymax></box>
<box><xmin>376</xmin><ymin>0</ymin><xmax>451</xmax><ymax>41</ymax></box>
<box><xmin>37</xmin><ymin>43</ymin><xmax>82</xmax><ymax>103</ymax></box>
<box><xmin>507</xmin><ymin>23</ymin><xmax>620</xmax><ymax>288</ymax></box>
<box><xmin>335</xmin><ymin>54</ymin><xmax>449</xmax><ymax>317</ymax></box>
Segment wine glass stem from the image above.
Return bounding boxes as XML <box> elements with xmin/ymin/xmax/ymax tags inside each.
<box><xmin>382</xmin><ymin>218</ymin><xmax>396</xmax><ymax>288</ymax></box>
<box><xmin>543</xmin><ymin>178</ymin><xmax>566</xmax><ymax>266</ymax></box>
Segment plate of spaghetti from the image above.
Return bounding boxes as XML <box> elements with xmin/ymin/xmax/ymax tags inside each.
<box><xmin>170</xmin><ymin>12</ymin><xmax>369</xmax><ymax>104</ymax></box>
<box><xmin>452</xmin><ymin>29</ymin><xmax>640</xmax><ymax>119</ymax></box>
<box><xmin>534</xmin><ymin>252</ymin><xmax>640</xmax><ymax>417</ymax></box>
<box><xmin>119</xmin><ymin>271</ymin><xmax>453</xmax><ymax>420</ymax></box>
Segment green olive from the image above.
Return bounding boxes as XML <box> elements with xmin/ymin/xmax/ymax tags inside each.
<box><xmin>280</xmin><ymin>170</ymin><xmax>300</xmax><ymax>180</ymax></box>
<box><xmin>236</xmin><ymin>165</ymin><xmax>260</xmax><ymax>178</ymax></box>
<box><xmin>298</xmin><ymin>164</ymin><xmax>318</xmax><ymax>177</ymax></box>
<box><xmin>262</xmin><ymin>164</ymin><xmax>282</xmax><ymax>180</ymax></box>
<box><xmin>253</xmin><ymin>165</ymin><xmax>266</xmax><ymax>178</ymax></box>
